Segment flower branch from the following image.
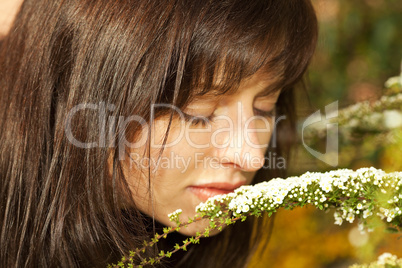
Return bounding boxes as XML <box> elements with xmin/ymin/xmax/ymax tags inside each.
<box><xmin>111</xmin><ymin>167</ymin><xmax>402</xmax><ymax>267</ymax></box>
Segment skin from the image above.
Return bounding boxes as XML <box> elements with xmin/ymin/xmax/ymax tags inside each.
<box><xmin>121</xmin><ymin>72</ymin><xmax>281</xmax><ymax>236</ymax></box>
<box><xmin>0</xmin><ymin>0</ymin><xmax>22</xmax><ymax>36</ymax></box>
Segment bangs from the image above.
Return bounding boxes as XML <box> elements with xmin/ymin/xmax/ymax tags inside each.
<box><xmin>176</xmin><ymin>0</ymin><xmax>318</xmax><ymax>103</ymax></box>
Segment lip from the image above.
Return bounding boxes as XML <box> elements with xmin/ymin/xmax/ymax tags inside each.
<box><xmin>187</xmin><ymin>182</ymin><xmax>246</xmax><ymax>202</ymax></box>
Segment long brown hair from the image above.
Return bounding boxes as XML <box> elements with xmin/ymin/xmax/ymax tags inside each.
<box><xmin>0</xmin><ymin>0</ymin><xmax>318</xmax><ymax>267</ymax></box>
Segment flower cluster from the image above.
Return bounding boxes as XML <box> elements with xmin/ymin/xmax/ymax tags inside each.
<box><xmin>168</xmin><ymin>209</ymin><xmax>182</xmax><ymax>224</ymax></box>
<box><xmin>111</xmin><ymin>168</ymin><xmax>402</xmax><ymax>267</ymax></box>
<box><xmin>304</xmin><ymin>72</ymin><xmax>402</xmax><ymax>140</ymax></box>
<box><xmin>350</xmin><ymin>252</ymin><xmax>402</xmax><ymax>268</ymax></box>
<box><xmin>385</xmin><ymin>74</ymin><xmax>402</xmax><ymax>90</ymax></box>
<box><xmin>195</xmin><ymin>168</ymin><xmax>402</xmax><ymax>231</ymax></box>
<box><xmin>304</xmin><ymin>92</ymin><xmax>402</xmax><ymax>142</ymax></box>
<box><xmin>337</xmin><ymin>73</ymin><xmax>402</xmax><ymax>132</ymax></box>
<box><xmin>337</xmin><ymin>93</ymin><xmax>402</xmax><ymax>130</ymax></box>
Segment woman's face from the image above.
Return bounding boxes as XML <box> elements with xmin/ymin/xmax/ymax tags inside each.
<box><xmin>121</xmin><ymin>72</ymin><xmax>281</xmax><ymax>236</ymax></box>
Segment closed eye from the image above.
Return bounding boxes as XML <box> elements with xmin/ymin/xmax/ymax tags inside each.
<box><xmin>182</xmin><ymin>112</ymin><xmax>214</xmax><ymax>127</ymax></box>
<box><xmin>253</xmin><ymin>107</ymin><xmax>276</xmax><ymax>119</ymax></box>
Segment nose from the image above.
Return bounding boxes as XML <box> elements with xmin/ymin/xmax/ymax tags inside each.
<box><xmin>215</xmin><ymin>102</ymin><xmax>271</xmax><ymax>172</ymax></box>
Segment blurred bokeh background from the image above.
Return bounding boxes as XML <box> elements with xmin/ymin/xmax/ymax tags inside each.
<box><xmin>255</xmin><ymin>1</ymin><xmax>402</xmax><ymax>267</ymax></box>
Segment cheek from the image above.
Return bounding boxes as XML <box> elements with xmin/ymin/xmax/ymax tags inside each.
<box><xmin>170</xmin><ymin>218</ymin><xmax>226</xmax><ymax>237</ymax></box>
<box><xmin>118</xmin><ymin>118</ymin><xmax>217</xmax><ymax>235</ymax></box>
<box><xmin>124</xmin><ymin>121</ymin><xmax>196</xmax><ymax>209</ymax></box>
<box><xmin>255</xmin><ymin>118</ymin><xmax>274</xmax><ymax>146</ymax></box>
<box><xmin>183</xmin><ymin>125</ymin><xmax>214</xmax><ymax>150</ymax></box>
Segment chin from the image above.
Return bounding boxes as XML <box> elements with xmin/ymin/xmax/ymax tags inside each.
<box><xmin>175</xmin><ymin>218</ymin><xmax>227</xmax><ymax>237</ymax></box>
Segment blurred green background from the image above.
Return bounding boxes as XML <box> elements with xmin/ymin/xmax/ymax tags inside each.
<box><xmin>293</xmin><ymin>0</ymin><xmax>402</xmax><ymax>173</ymax></box>
<box><xmin>253</xmin><ymin>1</ymin><xmax>402</xmax><ymax>267</ymax></box>
<box><xmin>310</xmin><ymin>0</ymin><xmax>401</xmax><ymax>107</ymax></box>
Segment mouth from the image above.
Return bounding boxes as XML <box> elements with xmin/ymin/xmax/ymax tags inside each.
<box><xmin>187</xmin><ymin>182</ymin><xmax>246</xmax><ymax>202</ymax></box>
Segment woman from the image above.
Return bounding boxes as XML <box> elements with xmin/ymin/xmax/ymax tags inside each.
<box><xmin>0</xmin><ymin>0</ymin><xmax>318</xmax><ymax>267</ymax></box>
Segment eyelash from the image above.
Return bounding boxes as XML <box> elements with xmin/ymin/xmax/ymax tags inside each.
<box><xmin>182</xmin><ymin>112</ymin><xmax>214</xmax><ymax>127</ymax></box>
<box><xmin>182</xmin><ymin>107</ymin><xmax>276</xmax><ymax>127</ymax></box>
<box><xmin>253</xmin><ymin>107</ymin><xmax>276</xmax><ymax>119</ymax></box>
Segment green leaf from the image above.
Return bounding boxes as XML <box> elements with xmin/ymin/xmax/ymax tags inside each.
<box><xmin>209</xmin><ymin>221</ymin><xmax>216</xmax><ymax>228</ymax></box>
<box><xmin>204</xmin><ymin>229</ymin><xmax>210</xmax><ymax>237</ymax></box>
<box><xmin>386</xmin><ymin>227</ymin><xmax>399</xmax><ymax>233</ymax></box>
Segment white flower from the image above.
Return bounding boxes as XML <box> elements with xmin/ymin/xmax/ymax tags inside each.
<box><xmin>334</xmin><ymin>217</ymin><xmax>343</xmax><ymax>225</ymax></box>
<box><xmin>385</xmin><ymin>76</ymin><xmax>402</xmax><ymax>88</ymax></box>
<box><xmin>377</xmin><ymin>252</ymin><xmax>398</xmax><ymax>265</ymax></box>
<box><xmin>320</xmin><ymin>182</ymin><xmax>333</xmax><ymax>193</ymax></box>
<box><xmin>346</xmin><ymin>213</ymin><xmax>355</xmax><ymax>223</ymax></box>
<box><xmin>273</xmin><ymin>196</ymin><xmax>284</xmax><ymax>205</ymax></box>
<box><xmin>239</xmin><ymin>204</ymin><xmax>250</xmax><ymax>213</ymax></box>
<box><xmin>334</xmin><ymin>212</ymin><xmax>343</xmax><ymax>225</ymax></box>
<box><xmin>168</xmin><ymin>209</ymin><xmax>183</xmax><ymax>221</ymax></box>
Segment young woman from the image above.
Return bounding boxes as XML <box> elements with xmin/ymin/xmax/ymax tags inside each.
<box><xmin>0</xmin><ymin>0</ymin><xmax>318</xmax><ymax>267</ymax></box>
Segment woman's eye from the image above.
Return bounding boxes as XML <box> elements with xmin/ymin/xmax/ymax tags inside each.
<box><xmin>253</xmin><ymin>107</ymin><xmax>276</xmax><ymax>119</ymax></box>
<box><xmin>182</xmin><ymin>112</ymin><xmax>214</xmax><ymax>127</ymax></box>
